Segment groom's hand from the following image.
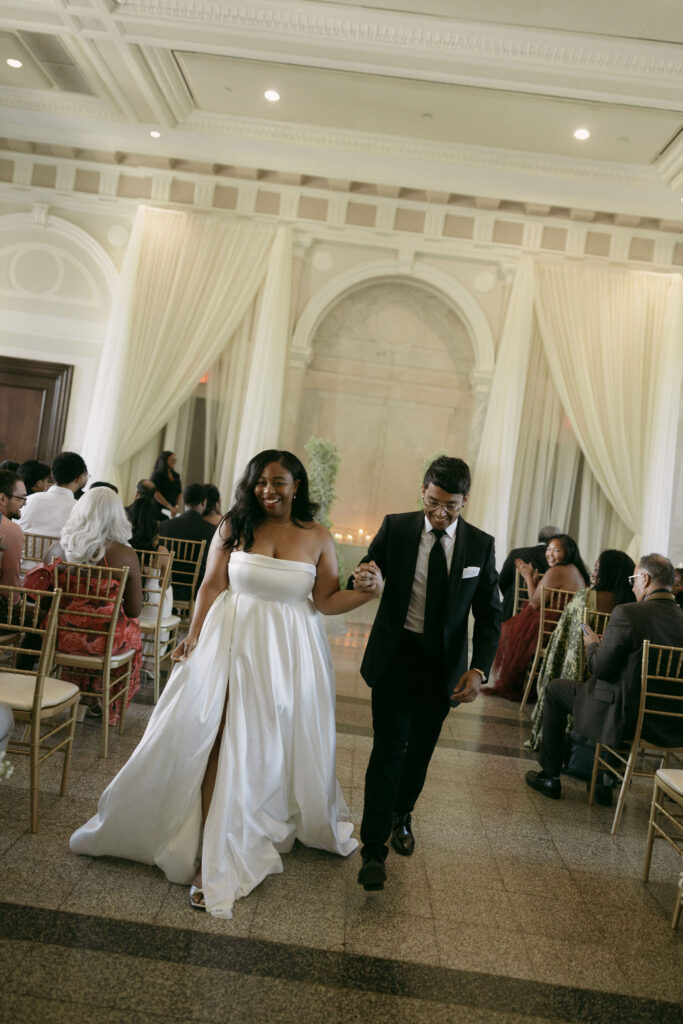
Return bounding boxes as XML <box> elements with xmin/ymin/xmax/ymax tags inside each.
<box><xmin>450</xmin><ymin>669</ymin><xmax>483</xmax><ymax>705</ymax></box>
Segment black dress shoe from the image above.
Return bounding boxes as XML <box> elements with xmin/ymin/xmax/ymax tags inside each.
<box><xmin>591</xmin><ymin>782</ymin><xmax>614</xmax><ymax>807</ymax></box>
<box><xmin>390</xmin><ymin>812</ymin><xmax>415</xmax><ymax>856</ymax></box>
<box><xmin>357</xmin><ymin>848</ymin><xmax>387</xmax><ymax>891</ymax></box>
<box><xmin>525</xmin><ymin>769</ymin><xmax>561</xmax><ymax>800</ymax></box>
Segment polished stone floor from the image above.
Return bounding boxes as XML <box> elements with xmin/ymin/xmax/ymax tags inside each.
<box><xmin>1</xmin><ymin>621</ymin><xmax>681</xmax><ymax>1024</ymax></box>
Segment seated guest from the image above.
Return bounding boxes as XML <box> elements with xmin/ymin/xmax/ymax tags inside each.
<box><xmin>19</xmin><ymin>451</ymin><xmax>88</xmax><ymax>558</ymax></box>
<box><xmin>498</xmin><ymin>524</ymin><xmax>559</xmax><ymax>621</ymax></box>
<box><xmin>0</xmin><ymin>470</ymin><xmax>26</xmax><ymax>595</ymax></box>
<box><xmin>526</xmin><ymin>554</ymin><xmax>683</xmax><ymax>801</ymax></box>
<box><xmin>0</xmin><ymin>460</ymin><xmax>19</xmax><ymax>472</ymax></box>
<box><xmin>158</xmin><ymin>483</ymin><xmax>216</xmax><ymax>601</ymax></box>
<box><xmin>528</xmin><ymin>549</ymin><xmax>636</xmax><ymax>750</ymax></box>
<box><xmin>484</xmin><ymin>534</ymin><xmax>590</xmax><ymax>701</ymax></box>
<box><xmin>126</xmin><ymin>488</ymin><xmax>172</xmax><ymax>676</ymax></box>
<box><xmin>18</xmin><ymin>460</ymin><xmax>50</xmax><ymax>494</ymax></box>
<box><xmin>58</xmin><ymin>487</ymin><xmax>142</xmax><ymax>723</ymax></box>
<box><xmin>203</xmin><ymin>483</ymin><xmax>223</xmax><ymax>527</ymax></box>
<box><xmin>150</xmin><ymin>451</ymin><xmax>182</xmax><ymax>520</ymax></box>
<box><xmin>675</xmin><ymin>565</ymin><xmax>683</xmax><ymax>610</ymax></box>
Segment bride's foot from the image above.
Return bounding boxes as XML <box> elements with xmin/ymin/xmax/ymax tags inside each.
<box><xmin>189</xmin><ymin>867</ymin><xmax>205</xmax><ymax>910</ymax></box>
<box><xmin>189</xmin><ymin>885</ymin><xmax>206</xmax><ymax>910</ymax></box>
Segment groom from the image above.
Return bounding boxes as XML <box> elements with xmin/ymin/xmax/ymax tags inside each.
<box><xmin>352</xmin><ymin>456</ymin><xmax>501</xmax><ymax>890</ymax></box>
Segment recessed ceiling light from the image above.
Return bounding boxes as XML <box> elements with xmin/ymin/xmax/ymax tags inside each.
<box><xmin>573</xmin><ymin>128</ymin><xmax>590</xmax><ymax>141</ymax></box>
<box><xmin>150</xmin><ymin>130</ymin><xmax>161</xmax><ymax>138</ymax></box>
<box><xmin>6</xmin><ymin>58</ymin><xmax>22</xmax><ymax>69</ymax></box>
<box><xmin>264</xmin><ymin>90</ymin><xmax>280</xmax><ymax>102</ymax></box>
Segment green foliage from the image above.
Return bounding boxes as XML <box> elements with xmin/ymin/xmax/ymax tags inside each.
<box><xmin>305</xmin><ymin>436</ymin><xmax>340</xmax><ymax>530</ymax></box>
<box><xmin>304</xmin><ymin>436</ymin><xmax>346</xmax><ymax>585</ymax></box>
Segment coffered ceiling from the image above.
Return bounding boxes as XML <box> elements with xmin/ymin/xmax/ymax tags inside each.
<box><xmin>0</xmin><ymin>0</ymin><xmax>681</xmax><ymax>221</ymax></box>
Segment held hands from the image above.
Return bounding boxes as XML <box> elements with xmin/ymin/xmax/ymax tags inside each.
<box><xmin>450</xmin><ymin>668</ymin><xmax>484</xmax><ymax>706</ymax></box>
<box><xmin>171</xmin><ymin>634</ymin><xmax>199</xmax><ymax>662</ymax></box>
<box><xmin>352</xmin><ymin>560</ymin><xmax>383</xmax><ymax>597</ymax></box>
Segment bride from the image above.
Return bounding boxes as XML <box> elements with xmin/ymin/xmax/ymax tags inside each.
<box><xmin>71</xmin><ymin>450</ymin><xmax>381</xmax><ymax>917</ymax></box>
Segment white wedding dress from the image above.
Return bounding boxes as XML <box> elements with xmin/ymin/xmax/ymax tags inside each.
<box><xmin>70</xmin><ymin>551</ymin><xmax>357</xmax><ymax>918</ymax></box>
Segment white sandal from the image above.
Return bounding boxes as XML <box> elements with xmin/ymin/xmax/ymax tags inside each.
<box><xmin>189</xmin><ymin>885</ymin><xmax>206</xmax><ymax>910</ymax></box>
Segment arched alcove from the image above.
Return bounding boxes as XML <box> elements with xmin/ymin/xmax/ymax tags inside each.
<box><xmin>292</xmin><ymin>278</ymin><xmax>478</xmax><ymax>535</ymax></box>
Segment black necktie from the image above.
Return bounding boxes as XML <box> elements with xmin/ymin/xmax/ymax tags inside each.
<box><xmin>423</xmin><ymin>529</ymin><xmax>448</xmax><ymax>656</ymax></box>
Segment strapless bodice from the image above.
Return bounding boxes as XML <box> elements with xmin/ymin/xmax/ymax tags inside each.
<box><xmin>229</xmin><ymin>551</ymin><xmax>315</xmax><ymax>604</ymax></box>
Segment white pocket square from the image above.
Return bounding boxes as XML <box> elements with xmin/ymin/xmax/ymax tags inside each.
<box><xmin>462</xmin><ymin>566</ymin><xmax>480</xmax><ymax>579</ymax></box>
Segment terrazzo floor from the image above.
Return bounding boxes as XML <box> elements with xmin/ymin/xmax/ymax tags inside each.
<box><xmin>1</xmin><ymin>620</ymin><xmax>681</xmax><ymax>1024</ymax></box>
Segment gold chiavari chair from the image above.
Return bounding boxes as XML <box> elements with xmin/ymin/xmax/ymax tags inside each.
<box><xmin>51</xmin><ymin>562</ymin><xmax>137</xmax><ymax>758</ymax></box>
<box><xmin>512</xmin><ymin>566</ymin><xmax>533</xmax><ymax>617</ymax></box>
<box><xmin>161</xmin><ymin>537</ymin><xmax>206</xmax><ymax>623</ymax></box>
<box><xmin>589</xmin><ymin>642</ymin><xmax>683</xmax><ymax>835</ymax></box>
<box><xmin>519</xmin><ymin>586</ymin><xmax>577</xmax><ymax>712</ymax></box>
<box><xmin>20</xmin><ymin>532</ymin><xmax>60</xmax><ymax>581</ymax></box>
<box><xmin>135</xmin><ymin>548</ymin><xmax>181</xmax><ymax>703</ymax></box>
<box><xmin>642</xmin><ymin>767</ymin><xmax>683</xmax><ymax>929</ymax></box>
<box><xmin>577</xmin><ymin>606</ymin><xmax>612</xmax><ymax>680</ymax></box>
<box><xmin>0</xmin><ymin>585</ymin><xmax>80</xmax><ymax>832</ymax></box>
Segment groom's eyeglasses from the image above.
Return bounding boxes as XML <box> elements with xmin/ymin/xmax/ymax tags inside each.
<box><xmin>423</xmin><ymin>497</ymin><xmax>465</xmax><ymax>515</ymax></box>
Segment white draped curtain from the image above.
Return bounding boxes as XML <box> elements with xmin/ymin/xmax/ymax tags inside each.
<box><xmin>83</xmin><ymin>207</ymin><xmax>293</xmax><ymax>499</ymax></box>
<box><xmin>469</xmin><ymin>259</ymin><xmax>681</xmax><ymax>567</ymax></box>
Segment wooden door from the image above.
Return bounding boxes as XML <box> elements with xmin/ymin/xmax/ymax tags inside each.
<box><xmin>0</xmin><ymin>357</ymin><xmax>73</xmax><ymax>463</ymax></box>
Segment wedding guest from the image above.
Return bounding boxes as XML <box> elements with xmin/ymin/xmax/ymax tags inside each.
<box><xmin>484</xmin><ymin>534</ymin><xmax>589</xmax><ymax>702</ymax></box>
<box><xmin>20</xmin><ymin>451</ymin><xmax>88</xmax><ymax>558</ymax></box>
<box><xmin>498</xmin><ymin>525</ymin><xmax>559</xmax><ymax>620</ymax></box>
<box><xmin>0</xmin><ymin>460</ymin><xmax>19</xmax><ymax>472</ymax></box>
<box><xmin>158</xmin><ymin>483</ymin><xmax>216</xmax><ymax>600</ymax></box>
<box><xmin>203</xmin><ymin>484</ymin><xmax>223</xmax><ymax>528</ymax></box>
<box><xmin>18</xmin><ymin>460</ymin><xmax>50</xmax><ymax>495</ymax></box>
<box><xmin>89</xmin><ymin>481</ymin><xmax>118</xmax><ymax>493</ymax></box>
<box><xmin>526</xmin><ymin>554</ymin><xmax>683</xmax><ymax>801</ymax></box>
<box><xmin>151</xmin><ymin>451</ymin><xmax>182</xmax><ymax>520</ymax></box>
<box><xmin>0</xmin><ymin>470</ymin><xmax>26</xmax><ymax>592</ymax></box>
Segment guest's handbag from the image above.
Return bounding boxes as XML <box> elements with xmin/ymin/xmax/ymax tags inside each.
<box><xmin>23</xmin><ymin>559</ymin><xmax>62</xmax><ymax>596</ymax></box>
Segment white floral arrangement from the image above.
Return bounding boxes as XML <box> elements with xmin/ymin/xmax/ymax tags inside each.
<box><xmin>0</xmin><ymin>751</ymin><xmax>13</xmax><ymax>781</ymax></box>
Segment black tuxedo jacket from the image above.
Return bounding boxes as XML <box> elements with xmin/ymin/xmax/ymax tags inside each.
<box><xmin>498</xmin><ymin>543</ymin><xmax>548</xmax><ymax>620</ymax></box>
<box><xmin>573</xmin><ymin>592</ymin><xmax>683</xmax><ymax>748</ymax></box>
<box><xmin>353</xmin><ymin>511</ymin><xmax>501</xmax><ymax>700</ymax></box>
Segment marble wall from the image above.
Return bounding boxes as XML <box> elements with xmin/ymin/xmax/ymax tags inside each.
<box><xmin>292</xmin><ymin>280</ymin><xmax>475</xmax><ymax>537</ymax></box>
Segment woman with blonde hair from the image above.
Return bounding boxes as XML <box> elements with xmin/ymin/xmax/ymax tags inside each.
<box><xmin>58</xmin><ymin>487</ymin><xmax>143</xmax><ymax>721</ymax></box>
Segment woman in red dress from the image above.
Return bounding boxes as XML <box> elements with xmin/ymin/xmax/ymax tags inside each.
<box><xmin>484</xmin><ymin>534</ymin><xmax>589</xmax><ymax>702</ymax></box>
<box><xmin>58</xmin><ymin>486</ymin><xmax>143</xmax><ymax>723</ymax></box>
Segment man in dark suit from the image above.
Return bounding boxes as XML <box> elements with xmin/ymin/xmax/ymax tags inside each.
<box><xmin>497</xmin><ymin>525</ymin><xmax>559</xmax><ymax>620</ymax></box>
<box><xmin>158</xmin><ymin>483</ymin><xmax>216</xmax><ymax>600</ymax></box>
<box><xmin>351</xmin><ymin>456</ymin><xmax>502</xmax><ymax>890</ymax></box>
<box><xmin>526</xmin><ymin>553</ymin><xmax>683</xmax><ymax>800</ymax></box>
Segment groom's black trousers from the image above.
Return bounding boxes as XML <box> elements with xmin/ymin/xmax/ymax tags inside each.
<box><xmin>360</xmin><ymin>629</ymin><xmax>450</xmax><ymax>850</ymax></box>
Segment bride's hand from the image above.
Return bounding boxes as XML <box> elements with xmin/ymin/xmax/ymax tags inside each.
<box><xmin>171</xmin><ymin>635</ymin><xmax>199</xmax><ymax>662</ymax></box>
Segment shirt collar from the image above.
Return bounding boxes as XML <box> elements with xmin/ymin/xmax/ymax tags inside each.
<box><xmin>48</xmin><ymin>485</ymin><xmax>75</xmax><ymax>498</ymax></box>
<box><xmin>423</xmin><ymin>515</ymin><xmax>458</xmax><ymax>539</ymax></box>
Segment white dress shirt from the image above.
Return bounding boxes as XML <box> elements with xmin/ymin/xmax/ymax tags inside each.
<box><xmin>404</xmin><ymin>516</ymin><xmax>458</xmax><ymax>634</ymax></box>
<box><xmin>19</xmin><ymin>485</ymin><xmax>74</xmax><ymax>557</ymax></box>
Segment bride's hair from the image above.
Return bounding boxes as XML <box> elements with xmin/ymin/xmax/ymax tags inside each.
<box><xmin>61</xmin><ymin>486</ymin><xmax>132</xmax><ymax>564</ymax></box>
<box><xmin>223</xmin><ymin>449</ymin><xmax>319</xmax><ymax>552</ymax></box>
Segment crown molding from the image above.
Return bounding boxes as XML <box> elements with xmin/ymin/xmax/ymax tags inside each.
<box><xmin>0</xmin><ymin>86</ymin><xmax>121</xmax><ymax>121</ymax></box>
<box><xmin>183</xmin><ymin>111</ymin><xmax>660</xmax><ymax>190</ymax></box>
<box><xmin>113</xmin><ymin>1</ymin><xmax>683</xmax><ymax>96</ymax></box>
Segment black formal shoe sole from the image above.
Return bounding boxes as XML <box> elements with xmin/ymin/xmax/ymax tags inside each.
<box><xmin>357</xmin><ymin>859</ymin><xmax>386</xmax><ymax>891</ymax></box>
<box><xmin>390</xmin><ymin>834</ymin><xmax>415</xmax><ymax>857</ymax></box>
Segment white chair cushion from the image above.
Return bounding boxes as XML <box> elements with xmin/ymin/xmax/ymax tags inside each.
<box><xmin>54</xmin><ymin>648</ymin><xmax>136</xmax><ymax>669</ymax></box>
<box><xmin>139</xmin><ymin>614</ymin><xmax>181</xmax><ymax>633</ymax></box>
<box><xmin>0</xmin><ymin>671</ymin><xmax>80</xmax><ymax>711</ymax></box>
<box><xmin>657</xmin><ymin>768</ymin><xmax>683</xmax><ymax>796</ymax></box>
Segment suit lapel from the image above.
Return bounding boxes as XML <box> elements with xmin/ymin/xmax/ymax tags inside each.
<box><xmin>446</xmin><ymin>518</ymin><xmax>468</xmax><ymax>615</ymax></box>
<box><xmin>401</xmin><ymin>513</ymin><xmax>425</xmax><ymax>597</ymax></box>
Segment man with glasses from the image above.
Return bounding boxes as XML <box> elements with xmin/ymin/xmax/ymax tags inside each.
<box><xmin>526</xmin><ymin>553</ymin><xmax>683</xmax><ymax>802</ymax></box>
<box><xmin>0</xmin><ymin>470</ymin><xmax>27</xmax><ymax>593</ymax></box>
<box><xmin>351</xmin><ymin>456</ymin><xmax>502</xmax><ymax>890</ymax></box>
